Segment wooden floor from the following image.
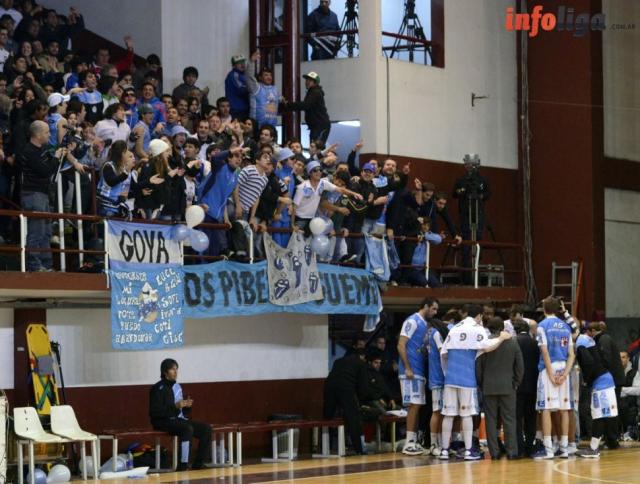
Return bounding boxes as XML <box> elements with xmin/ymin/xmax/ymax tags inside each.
<box><xmin>99</xmin><ymin>445</ymin><xmax>640</xmax><ymax>483</ymax></box>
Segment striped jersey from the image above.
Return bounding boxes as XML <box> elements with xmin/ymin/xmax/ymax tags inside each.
<box><xmin>237</xmin><ymin>165</ymin><xmax>268</xmax><ymax>211</ymax></box>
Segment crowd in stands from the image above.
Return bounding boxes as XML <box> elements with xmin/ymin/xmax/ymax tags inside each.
<box><xmin>0</xmin><ymin>1</ymin><xmax>473</xmax><ymax>277</ymax></box>
<box><xmin>325</xmin><ymin>299</ymin><xmax>640</xmax><ymax>458</ymax></box>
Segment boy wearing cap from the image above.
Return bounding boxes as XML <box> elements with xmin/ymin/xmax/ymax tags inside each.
<box><xmin>225</xmin><ymin>55</ymin><xmax>249</xmax><ymax>118</ymax></box>
<box><xmin>281</xmin><ymin>72</ymin><xmax>331</xmax><ymax>144</ymax></box>
<box><xmin>292</xmin><ymin>160</ymin><xmax>362</xmax><ymax>235</ymax></box>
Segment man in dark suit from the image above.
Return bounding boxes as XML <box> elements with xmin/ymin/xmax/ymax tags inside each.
<box><xmin>476</xmin><ymin>317</ymin><xmax>524</xmax><ymax>459</ymax></box>
<box><xmin>513</xmin><ymin>318</ymin><xmax>540</xmax><ymax>456</ymax></box>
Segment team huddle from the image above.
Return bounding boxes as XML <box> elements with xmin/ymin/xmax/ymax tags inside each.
<box><xmin>397</xmin><ymin>297</ymin><xmax>618</xmax><ymax>460</ymax></box>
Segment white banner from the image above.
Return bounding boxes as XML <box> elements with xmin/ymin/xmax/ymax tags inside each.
<box><xmin>106</xmin><ymin>221</ymin><xmax>182</xmax><ymax>267</ymax></box>
<box><xmin>264</xmin><ymin>232</ymin><xmax>324</xmax><ymax>306</ymax></box>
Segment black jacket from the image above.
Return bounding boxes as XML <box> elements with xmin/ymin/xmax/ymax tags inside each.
<box><xmin>326</xmin><ymin>354</ymin><xmax>369</xmax><ymax>401</ymax></box>
<box><xmin>18</xmin><ymin>142</ymin><xmax>59</xmax><ymax>194</ymax></box>
<box><xmin>453</xmin><ymin>171</ymin><xmax>491</xmax><ymax>216</ymax></box>
<box><xmin>149</xmin><ymin>378</ymin><xmax>191</xmax><ymax>425</ymax></box>
<box><xmin>283</xmin><ymin>85</ymin><xmax>330</xmax><ymax>129</ymax></box>
<box><xmin>576</xmin><ymin>344</ymin><xmax>610</xmax><ymax>387</ymax></box>
<box><xmin>476</xmin><ymin>338</ymin><xmax>524</xmax><ymax>396</ymax></box>
<box><xmin>364</xmin><ymin>367</ymin><xmax>392</xmax><ymax>403</ymax></box>
<box><xmin>594</xmin><ymin>332</ymin><xmax>626</xmax><ymax>386</ymax></box>
<box><xmin>516</xmin><ymin>331</ymin><xmax>540</xmax><ymax>394</ymax></box>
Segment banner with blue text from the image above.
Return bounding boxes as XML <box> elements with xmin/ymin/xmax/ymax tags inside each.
<box><xmin>182</xmin><ymin>261</ymin><xmax>381</xmax><ymax>319</ymax></box>
<box><xmin>111</xmin><ymin>266</ymin><xmax>184</xmax><ymax>350</ymax></box>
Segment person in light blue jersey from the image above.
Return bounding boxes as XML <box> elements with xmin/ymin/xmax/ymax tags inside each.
<box><xmin>246</xmin><ymin>50</ymin><xmax>279</xmax><ymax>129</ymax></box>
<box><xmin>426</xmin><ymin>314</ymin><xmax>450</xmax><ymax>456</ymax></box>
<box><xmin>397</xmin><ymin>298</ymin><xmax>439</xmax><ymax>455</ymax></box>
<box><xmin>440</xmin><ymin>304</ymin><xmax>511</xmax><ymax>461</ymax></box>
<box><xmin>533</xmin><ymin>296</ymin><xmax>575</xmax><ymax>460</ymax></box>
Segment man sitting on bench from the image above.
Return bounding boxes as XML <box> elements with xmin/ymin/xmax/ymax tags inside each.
<box><xmin>149</xmin><ymin>359</ymin><xmax>211</xmax><ymax>471</ymax></box>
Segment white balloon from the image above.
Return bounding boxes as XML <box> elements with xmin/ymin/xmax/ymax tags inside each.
<box><xmin>46</xmin><ymin>464</ymin><xmax>71</xmax><ymax>483</ymax></box>
<box><xmin>78</xmin><ymin>455</ymin><xmax>95</xmax><ymax>477</ymax></box>
<box><xmin>185</xmin><ymin>205</ymin><xmax>205</xmax><ymax>228</ymax></box>
<box><xmin>309</xmin><ymin>217</ymin><xmax>327</xmax><ymax>235</ymax></box>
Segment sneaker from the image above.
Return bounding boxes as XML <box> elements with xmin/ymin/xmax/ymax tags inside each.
<box><xmin>623</xmin><ymin>432</ymin><xmax>633</xmax><ymax>442</ymax></box>
<box><xmin>340</xmin><ymin>254</ymin><xmax>358</xmax><ymax>263</ymax></box>
<box><xmin>532</xmin><ymin>448</ymin><xmax>554</xmax><ymax>460</ymax></box>
<box><xmin>429</xmin><ymin>444</ymin><xmax>442</xmax><ymax>456</ymax></box>
<box><xmin>176</xmin><ymin>463</ymin><xmax>189</xmax><ymax>471</ymax></box>
<box><xmin>402</xmin><ymin>441</ymin><xmax>426</xmax><ymax>456</ymax></box>
<box><xmin>557</xmin><ymin>447</ymin><xmax>569</xmax><ymax>459</ymax></box>
<box><xmin>576</xmin><ymin>448</ymin><xmax>600</xmax><ymax>459</ymax></box>
<box><xmin>464</xmin><ymin>448</ymin><xmax>483</xmax><ymax>461</ymax></box>
<box><xmin>439</xmin><ymin>449</ymin><xmax>450</xmax><ymax>460</ymax></box>
<box><xmin>567</xmin><ymin>443</ymin><xmax>578</xmax><ymax>455</ymax></box>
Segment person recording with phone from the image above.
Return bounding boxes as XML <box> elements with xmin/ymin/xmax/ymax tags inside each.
<box><xmin>453</xmin><ymin>154</ymin><xmax>490</xmax><ymax>284</ymax></box>
<box><xmin>18</xmin><ymin>120</ymin><xmax>74</xmax><ymax>271</ymax></box>
<box><xmin>149</xmin><ymin>358</ymin><xmax>211</xmax><ymax>471</ymax></box>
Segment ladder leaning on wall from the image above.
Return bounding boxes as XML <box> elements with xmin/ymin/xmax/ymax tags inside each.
<box><xmin>551</xmin><ymin>261</ymin><xmax>583</xmax><ymax>316</ymax></box>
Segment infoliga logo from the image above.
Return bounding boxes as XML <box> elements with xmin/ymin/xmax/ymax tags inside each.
<box><xmin>505</xmin><ymin>5</ymin><xmax>606</xmax><ymax>37</ymax></box>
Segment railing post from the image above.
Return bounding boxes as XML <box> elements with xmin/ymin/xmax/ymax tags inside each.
<box><xmin>249</xmin><ymin>229</ymin><xmax>254</xmax><ymax>264</ymax></box>
<box><xmin>474</xmin><ymin>243</ymin><xmax>481</xmax><ymax>289</ymax></box>
<box><xmin>56</xmin><ymin>176</ymin><xmax>66</xmax><ymax>272</ymax></box>
<box><xmin>103</xmin><ymin>219</ymin><xmax>109</xmax><ymax>270</ymax></box>
<box><xmin>424</xmin><ymin>240</ymin><xmax>430</xmax><ymax>284</ymax></box>
<box><xmin>75</xmin><ymin>171</ymin><xmax>84</xmax><ymax>267</ymax></box>
<box><xmin>19</xmin><ymin>214</ymin><xmax>26</xmax><ymax>272</ymax></box>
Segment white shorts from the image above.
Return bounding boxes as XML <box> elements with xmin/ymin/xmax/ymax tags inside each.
<box><xmin>400</xmin><ymin>376</ymin><xmax>426</xmax><ymax>406</ymax></box>
<box><xmin>442</xmin><ymin>386</ymin><xmax>479</xmax><ymax>417</ymax></box>
<box><xmin>591</xmin><ymin>386</ymin><xmax>618</xmax><ymax>420</ymax></box>
<box><xmin>570</xmin><ymin>367</ymin><xmax>580</xmax><ymax>411</ymax></box>
<box><xmin>536</xmin><ymin>362</ymin><xmax>572</xmax><ymax>411</ymax></box>
<box><xmin>431</xmin><ymin>387</ymin><xmax>443</xmax><ymax>412</ymax></box>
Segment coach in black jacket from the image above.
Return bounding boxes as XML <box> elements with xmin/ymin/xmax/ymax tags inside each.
<box><xmin>514</xmin><ymin>318</ymin><xmax>540</xmax><ymax>456</ymax></box>
<box><xmin>149</xmin><ymin>359</ymin><xmax>211</xmax><ymax>471</ymax></box>
<box><xmin>281</xmin><ymin>72</ymin><xmax>331</xmax><ymax>143</ymax></box>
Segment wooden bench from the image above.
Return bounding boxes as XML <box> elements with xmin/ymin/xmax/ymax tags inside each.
<box><xmin>98</xmin><ymin>428</ymin><xmax>178</xmax><ymax>472</ymax></box>
<box><xmin>235</xmin><ymin>419</ymin><xmax>345</xmax><ymax>466</ymax></box>
<box><xmin>374</xmin><ymin>414</ymin><xmax>406</xmax><ymax>453</ymax></box>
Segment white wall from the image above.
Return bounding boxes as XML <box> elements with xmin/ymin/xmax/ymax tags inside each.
<box><xmin>604</xmin><ymin>188</ymin><xmax>640</xmax><ymax>317</ymax></box>
<box><xmin>0</xmin><ymin>309</ymin><xmax>13</xmax><ymax>389</ymax></box>
<box><xmin>38</xmin><ymin>0</ymin><xmax>162</xmax><ymax>58</ymax></box>
<box><xmin>304</xmin><ymin>0</ymin><xmax>517</xmax><ymax>168</ymax></box>
<box><xmin>603</xmin><ymin>0</ymin><xmax>640</xmax><ymax>162</ymax></box>
<box><xmin>160</xmin><ymin>0</ymin><xmax>249</xmax><ymax>101</ymax></box>
<box><xmin>46</xmin><ymin>309</ymin><xmax>328</xmax><ymax>387</ymax></box>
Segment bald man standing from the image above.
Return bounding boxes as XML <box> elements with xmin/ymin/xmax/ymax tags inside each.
<box><xmin>18</xmin><ymin>120</ymin><xmax>65</xmax><ymax>271</ymax></box>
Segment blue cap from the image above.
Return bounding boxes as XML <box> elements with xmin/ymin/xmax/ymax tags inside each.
<box><xmin>362</xmin><ymin>162</ymin><xmax>375</xmax><ymax>172</ymax></box>
<box><xmin>276</xmin><ymin>147</ymin><xmax>295</xmax><ymax>163</ymax></box>
<box><xmin>171</xmin><ymin>125</ymin><xmax>190</xmax><ymax>137</ymax></box>
<box><xmin>306</xmin><ymin>160</ymin><xmax>321</xmax><ymax>174</ymax></box>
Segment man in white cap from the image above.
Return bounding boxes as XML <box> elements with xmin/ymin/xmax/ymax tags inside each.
<box><xmin>46</xmin><ymin>92</ymin><xmax>70</xmax><ymax>147</ymax></box>
<box><xmin>281</xmin><ymin>71</ymin><xmax>331</xmax><ymax>144</ymax></box>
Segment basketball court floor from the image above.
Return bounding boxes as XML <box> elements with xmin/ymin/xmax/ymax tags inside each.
<box><xmin>104</xmin><ymin>445</ymin><xmax>640</xmax><ymax>483</ymax></box>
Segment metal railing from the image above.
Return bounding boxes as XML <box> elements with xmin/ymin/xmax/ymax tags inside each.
<box><xmin>0</xmin><ymin>208</ymin><xmax>524</xmax><ymax>289</ymax></box>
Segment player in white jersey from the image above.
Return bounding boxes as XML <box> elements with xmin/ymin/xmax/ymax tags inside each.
<box><xmin>440</xmin><ymin>304</ymin><xmax>511</xmax><ymax>460</ymax></box>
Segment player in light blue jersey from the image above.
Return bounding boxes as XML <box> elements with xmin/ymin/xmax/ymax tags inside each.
<box><xmin>440</xmin><ymin>304</ymin><xmax>511</xmax><ymax>460</ymax></box>
<box><xmin>534</xmin><ymin>297</ymin><xmax>575</xmax><ymax>460</ymax></box>
<box><xmin>426</xmin><ymin>316</ymin><xmax>451</xmax><ymax>456</ymax></box>
<box><xmin>397</xmin><ymin>298</ymin><xmax>439</xmax><ymax>455</ymax></box>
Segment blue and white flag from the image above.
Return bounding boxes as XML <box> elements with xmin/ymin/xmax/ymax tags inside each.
<box><xmin>264</xmin><ymin>232</ymin><xmax>323</xmax><ymax>305</ymax></box>
<box><xmin>111</xmin><ymin>266</ymin><xmax>184</xmax><ymax>350</ymax></box>
<box><xmin>364</xmin><ymin>234</ymin><xmax>390</xmax><ymax>281</ymax></box>
<box><xmin>106</xmin><ymin>220</ymin><xmax>182</xmax><ymax>268</ymax></box>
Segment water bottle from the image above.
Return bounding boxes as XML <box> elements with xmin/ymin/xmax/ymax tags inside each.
<box><xmin>127</xmin><ymin>451</ymin><xmax>134</xmax><ymax>470</ymax></box>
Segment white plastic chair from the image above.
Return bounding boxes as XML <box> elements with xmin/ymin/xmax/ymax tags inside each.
<box><xmin>13</xmin><ymin>407</ymin><xmax>63</xmax><ymax>484</ymax></box>
<box><xmin>51</xmin><ymin>405</ymin><xmax>99</xmax><ymax>480</ymax></box>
